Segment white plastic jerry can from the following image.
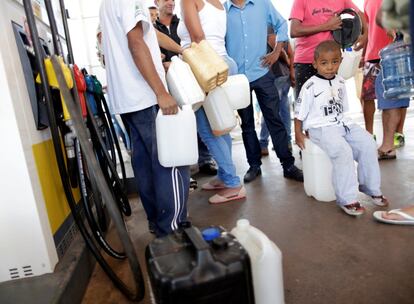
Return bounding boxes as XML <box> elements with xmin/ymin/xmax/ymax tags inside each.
<box><xmin>231</xmin><ymin>219</ymin><xmax>284</xmax><ymax>304</ymax></box>
<box><xmin>302</xmin><ymin>138</ymin><xmax>336</xmax><ymax>202</ymax></box>
<box><xmin>338</xmin><ymin>47</ymin><xmax>362</xmax><ymax>80</ymax></box>
<box><xmin>203</xmin><ymin>86</ymin><xmax>237</xmax><ymax>136</ymax></box>
<box><xmin>220</xmin><ymin>74</ymin><xmax>251</xmax><ymax>110</ymax></box>
<box><xmin>156</xmin><ymin>105</ymin><xmax>198</xmax><ymax>167</ymax></box>
<box><xmin>166</xmin><ymin>56</ymin><xmax>205</xmax><ymax>111</ymax></box>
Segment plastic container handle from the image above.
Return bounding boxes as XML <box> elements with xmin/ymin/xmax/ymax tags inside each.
<box><xmin>184</xmin><ymin>227</ymin><xmax>210</xmax><ymax>252</ymax></box>
<box><xmin>245</xmin><ymin>227</ymin><xmax>274</xmax><ymax>261</ymax></box>
<box><xmin>184</xmin><ymin>227</ymin><xmax>226</xmax><ymax>276</ymax></box>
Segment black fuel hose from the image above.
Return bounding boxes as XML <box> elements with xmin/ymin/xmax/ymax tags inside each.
<box><xmin>96</xmin><ymin>92</ymin><xmax>127</xmax><ymax>185</ymax></box>
<box><xmin>84</xmin><ymin>95</ymin><xmax>131</xmax><ymax>216</ymax></box>
<box><xmin>52</xmin><ymin>55</ymin><xmax>144</xmax><ymax>300</ymax></box>
<box><xmin>75</xmin><ymin>139</ymin><xmax>125</xmax><ymax>259</ymax></box>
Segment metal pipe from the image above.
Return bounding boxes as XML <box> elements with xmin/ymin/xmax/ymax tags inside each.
<box><xmin>44</xmin><ymin>0</ymin><xmax>64</xmax><ymax>56</ymax></box>
<box><xmin>58</xmin><ymin>0</ymin><xmax>74</xmax><ymax>64</ymax></box>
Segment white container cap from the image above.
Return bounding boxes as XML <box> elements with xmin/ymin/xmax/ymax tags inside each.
<box><xmin>237</xmin><ymin>219</ymin><xmax>250</xmax><ymax>230</ymax></box>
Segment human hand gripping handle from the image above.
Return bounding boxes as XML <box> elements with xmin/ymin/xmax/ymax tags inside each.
<box><xmin>157</xmin><ymin>91</ymin><xmax>178</xmax><ymax>115</ymax></box>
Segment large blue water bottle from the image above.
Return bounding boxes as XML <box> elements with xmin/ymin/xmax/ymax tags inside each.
<box><xmin>380</xmin><ymin>36</ymin><xmax>414</xmax><ymax>100</ymax></box>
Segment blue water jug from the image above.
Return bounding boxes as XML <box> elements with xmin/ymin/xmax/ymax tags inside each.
<box><xmin>380</xmin><ymin>40</ymin><xmax>414</xmax><ymax>99</ymax></box>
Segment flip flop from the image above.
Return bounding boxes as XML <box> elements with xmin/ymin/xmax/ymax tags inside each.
<box><xmin>371</xmin><ymin>195</ymin><xmax>389</xmax><ymax>207</ymax></box>
<box><xmin>373</xmin><ymin>209</ymin><xmax>414</xmax><ymax>225</ymax></box>
<box><xmin>209</xmin><ymin>186</ymin><xmax>246</xmax><ymax>204</ymax></box>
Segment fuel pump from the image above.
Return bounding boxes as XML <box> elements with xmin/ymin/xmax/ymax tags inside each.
<box><xmin>21</xmin><ymin>0</ymin><xmax>145</xmax><ymax>300</ymax></box>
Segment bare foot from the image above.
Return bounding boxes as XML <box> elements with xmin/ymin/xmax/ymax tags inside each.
<box><xmin>382</xmin><ymin>205</ymin><xmax>414</xmax><ymax>220</ymax></box>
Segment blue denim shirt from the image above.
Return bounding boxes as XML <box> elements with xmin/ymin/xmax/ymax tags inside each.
<box><xmin>224</xmin><ymin>0</ymin><xmax>288</xmax><ymax>82</ymax></box>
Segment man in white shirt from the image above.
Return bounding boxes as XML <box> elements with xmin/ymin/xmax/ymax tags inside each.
<box><xmin>100</xmin><ymin>0</ymin><xmax>189</xmax><ymax>236</ymax></box>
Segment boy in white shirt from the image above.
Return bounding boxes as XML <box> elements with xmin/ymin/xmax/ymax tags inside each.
<box><xmin>294</xmin><ymin>40</ymin><xmax>389</xmax><ymax>216</ymax></box>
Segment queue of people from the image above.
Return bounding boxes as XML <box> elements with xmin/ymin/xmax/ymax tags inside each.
<box><xmin>99</xmin><ymin>0</ymin><xmax>413</xmax><ymax>236</ymax></box>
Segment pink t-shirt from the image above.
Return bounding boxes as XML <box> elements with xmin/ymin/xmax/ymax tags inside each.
<box><xmin>290</xmin><ymin>0</ymin><xmax>359</xmax><ymax>64</ymax></box>
<box><xmin>364</xmin><ymin>0</ymin><xmax>392</xmax><ymax>61</ymax></box>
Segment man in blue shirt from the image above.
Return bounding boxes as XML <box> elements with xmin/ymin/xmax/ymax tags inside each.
<box><xmin>225</xmin><ymin>0</ymin><xmax>303</xmax><ymax>182</ymax></box>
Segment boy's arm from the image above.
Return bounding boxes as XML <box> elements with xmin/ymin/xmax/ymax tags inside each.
<box><xmin>294</xmin><ymin>79</ymin><xmax>313</xmax><ymax>149</ymax></box>
<box><xmin>294</xmin><ymin>119</ymin><xmax>307</xmax><ymax>150</ymax></box>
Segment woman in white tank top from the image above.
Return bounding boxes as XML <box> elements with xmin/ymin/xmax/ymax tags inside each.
<box><xmin>178</xmin><ymin>0</ymin><xmax>246</xmax><ymax>204</ymax></box>
<box><xmin>177</xmin><ymin>0</ymin><xmax>227</xmax><ymax>56</ymax></box>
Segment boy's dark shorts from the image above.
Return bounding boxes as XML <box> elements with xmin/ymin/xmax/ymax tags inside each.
<box><xmin>294</xmin><ymin>63</ymin><xmax>317</xmax><ymax>99</ymax></box>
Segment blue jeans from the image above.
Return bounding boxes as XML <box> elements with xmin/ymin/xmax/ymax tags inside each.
<box><xmin>238</xmin><ymin>71</ymin><xmax>295</xmax><ymax>170</ymax></box>
<box><xmin>198</xmin><ymin>135</ymin><xmax>213</xmax><ymax>165</ymax></box>
<box><xmin>122</xmin><ymin>105</ymin><xmax>189</xmax><ymax>237</ymax></box>
<box><xmin>196</xmin><ymin>55</ymin><xmax>241</xmax><ymax>187</ymax></box>
<box><xmin>260</xmin><ymin>75</ymin><xmax>291</xmax><ymax>147</ymax></box>
<box><xmin>196</xmin><ymin>109</ymin><xmax>240</xmax><ymax>187</ymax></box>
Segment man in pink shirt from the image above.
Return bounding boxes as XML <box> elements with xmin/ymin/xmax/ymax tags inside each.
<box><xmin>289</xmin><ymin>0</ymin><xmax>367</xmax><ymax>98</ymax></box>
<box><xmin>361</xmin><ymin>0</ymin><xmax>393</xmax><ymax>136</ymax></box>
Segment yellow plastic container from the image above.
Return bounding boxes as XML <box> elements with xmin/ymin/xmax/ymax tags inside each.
<box><xmin>182</xmin><ymin>40</ymin><xmax>229</xmax><ymax>92</ymax></box>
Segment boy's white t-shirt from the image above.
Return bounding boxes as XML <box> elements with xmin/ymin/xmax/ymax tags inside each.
<box><xmin>100</xmin><ymin>0</ymin><xmax>166</xmax><ymax>114</ymax></box>
<box><xmin>294</xmin><ymin>75</ymin><xmax>353</xmax><ymax>130</ymax></box>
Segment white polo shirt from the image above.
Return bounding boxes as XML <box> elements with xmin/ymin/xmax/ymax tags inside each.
<box><xmin>294</xmin><ymin>75</ymin><xmax>353</xmax><ymax>130</ymax></box>
<box><xmin>100</xmin><ymin>0</ymin><xmax>166</xmax><ymax>114</ymax></box>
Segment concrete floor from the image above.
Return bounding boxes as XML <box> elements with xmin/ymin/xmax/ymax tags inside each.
<box><xmin>82</xmin><ymin>109</ymin><xmax>414</xmax><ymax>304</ymax></box>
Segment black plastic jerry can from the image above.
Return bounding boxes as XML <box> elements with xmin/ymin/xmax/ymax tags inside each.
<box><xmin>146</xmin><ymin>225</ymin><xmax>255</xmax><ymax>304</ymax></box>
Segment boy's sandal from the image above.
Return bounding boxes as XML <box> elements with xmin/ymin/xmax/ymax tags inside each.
<box><xmin>378</xmin><ymin>149</ymin><xmax>396</xmax><ymax>160</ymax></box>
<box><xmin>340</xmin><ymin>202</ymin><xmax>365</xmax><ymax>216</ymax></box>
<box><xmin>371</xmin><ymin>195</ymin><xmax>389</xmax><ymax>207</ymax></box>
